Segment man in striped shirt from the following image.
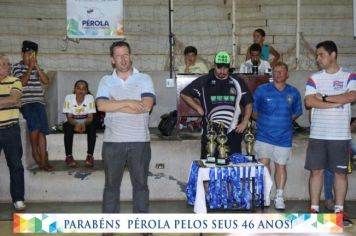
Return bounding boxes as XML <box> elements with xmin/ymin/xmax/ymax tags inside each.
<box><xmin>96</xmin><ymin>41</ymin><xmax>155</xmax><ymax>224</ymax></box>
<box><xmin>304</xmin><ymin>41</ymin><xmax>356</xmax><ymax>226</ymax></box>
<box><xmin>12</xmin><ymin>40</ymin><xmax>52</xmax><ymax>171</ymax></box>
<box><xmin>0</xmin><ymin>54</ymin><xmax>25</xmax><ymax>211</ymax></box>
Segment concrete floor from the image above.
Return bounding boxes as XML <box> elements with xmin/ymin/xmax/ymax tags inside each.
<box><xmin>1</xmin><ymin>200</ymin><xmax>355</xmax><ymax>235</ymax></box>
<box><xmin>2</xmin><ymin>129</ymin><xmax>356</xmax><ymax>235</ymax></box>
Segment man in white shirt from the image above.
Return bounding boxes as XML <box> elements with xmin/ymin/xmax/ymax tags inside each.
<box><xmin>96</xmin><ymin>41</ymin><xmax>155</xmax><ymax>232</ymax></box>
<box><xmin>239</xmin><ymin>43</ymin><xmax>271</xmax><ymax>75</ymax></box>
<box><xmin>304</xmin><ymin>40</ymin><xmax>356</xmax><ymax>226</ymax></box>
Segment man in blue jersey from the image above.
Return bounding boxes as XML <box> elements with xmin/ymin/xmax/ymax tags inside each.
<box><xmin>252</xmin><ymin>61</ymin><xmax>302</xmax><ymax>210</ymax></box>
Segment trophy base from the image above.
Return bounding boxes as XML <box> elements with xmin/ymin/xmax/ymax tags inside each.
<box><xmin>216</xmin><ymin>158</ymin><xmax>229</xmax><ymax>166</ymax></box>
<box><xmin>206</xmin><ymin>156</ymin><xmax>216</xmax><ymax>163</ymax></box>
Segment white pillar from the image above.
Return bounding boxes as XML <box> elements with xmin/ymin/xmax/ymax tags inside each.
<box><xmin>232</xmin><ymin>0</ymin><xmax>237</xmax><ymax>69</ymax></box>
<box><xmin>296</xmin><ymin>0</ymin><xmax>301</xmax><ymax>70</ymax></box>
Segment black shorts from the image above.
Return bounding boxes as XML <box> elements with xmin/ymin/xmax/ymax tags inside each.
<box><xmin>304</xmin><ymin>138</ymin><xmax>350</xmax><ymax>174</ymax></box>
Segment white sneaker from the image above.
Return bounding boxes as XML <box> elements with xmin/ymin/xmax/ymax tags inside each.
<box><xmin>14</xmin><ymin>201</ymin><xmax>26</xmax><ymax>211</ymax></box>
<box><xmin>274</xmin><ymin>196</ymin><xmax>285</xmax><ymax>210</ymax></box>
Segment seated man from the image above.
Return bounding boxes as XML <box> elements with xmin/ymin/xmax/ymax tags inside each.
<box><xmin>239</xmin><ymin>43</ymin><xmax>271</xmax><ymax>75</ymax></box>
<box><xmin>177</xmin><ymin>46</ymin><xmax>209</xmax><ymax>131</ymax></box>
<box><xmin>177</xmin><ymin>46</ymin><xmax>209</xmax><ymax>74</ymax></box>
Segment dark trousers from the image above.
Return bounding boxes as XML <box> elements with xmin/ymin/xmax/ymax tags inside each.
<box><xmin>0</xmin><ymin>123</ymin><xmax>24</xmax><ymax>202</ymax></box>
<box><xmin>63</xmin><ymin>122</ymin><xmax>96</xmax><ymax>156</ymax></box>
<box><xmin>102</xmin><ymin>142</ymin><xmax>151</xmax><ymax>213</ymax></box>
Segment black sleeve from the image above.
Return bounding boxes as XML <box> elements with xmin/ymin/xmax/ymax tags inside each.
<box><xmin>236</xmin><ymin>77</ymin><xmax>253</xmax><ymax>107</ymax></box>
<box><xmin>180</xmin><ymin>75</ymin><xmax>207</xmax><ymax>99</ymax></box>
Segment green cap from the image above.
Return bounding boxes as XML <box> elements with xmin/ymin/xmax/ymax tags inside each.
<box><xmin>215</xmin><ymin>51</ymin><xmax>231</xmax><ymax>64</ymax></box>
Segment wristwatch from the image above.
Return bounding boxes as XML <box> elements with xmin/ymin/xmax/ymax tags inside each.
<box><xmin>322</xmin><ymin>94</ymin><xmax>328</xmax><ymax>102</ymax></box>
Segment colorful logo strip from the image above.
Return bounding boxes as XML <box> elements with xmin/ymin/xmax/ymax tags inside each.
<box><xmin>14</xmin><ymin>214</ymin><xmax>60</xmax><ymax>233</ymax></box>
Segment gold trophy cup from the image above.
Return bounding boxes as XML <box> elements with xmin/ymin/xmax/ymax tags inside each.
<box><xmin>216</xmin><ymin>122</ymin><xmax>230</xmax><ymax>165</ymax></box>
<box><xmin>206</xmin><ymin>120</ymin><xmax>217</xmax><ymax>163</ymax></box>
<box><xmin>243</xmin><ymin>121</ymin><xmax>255</xmax><ymax>161</ymax></box>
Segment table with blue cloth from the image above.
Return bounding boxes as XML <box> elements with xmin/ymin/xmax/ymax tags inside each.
<box><xmin>186</xmin><ymin>153</ymin><xmax>273</xmax><ymax>213</ymax></box>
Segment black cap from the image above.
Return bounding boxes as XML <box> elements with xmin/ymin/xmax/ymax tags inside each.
<box><xmin>22</xmin><ymin>40</ymin><xmax>38</xmax><ymax>52</ymax></box>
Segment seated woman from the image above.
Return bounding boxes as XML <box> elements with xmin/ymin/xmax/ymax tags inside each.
<box><xmin>62</xmin><ymin>80</ymin><xmax>96</xmax><ymax>167</ymax></box>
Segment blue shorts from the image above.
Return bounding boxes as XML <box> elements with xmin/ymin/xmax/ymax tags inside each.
<box><xmin>20</xmin><ymin>102</ymin><xmax>49</xmax><ymax>135</ymax></box>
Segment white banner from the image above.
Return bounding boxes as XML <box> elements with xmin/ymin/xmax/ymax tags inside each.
<box><xmin>66</xmin><ymin>0</ymin><xmax>124</xmax><ymax>39</ymax></box>
<box><xmin>14</xmin><ymin>213</ymin><xmax>343</xmax><ymax>234</ymax></box>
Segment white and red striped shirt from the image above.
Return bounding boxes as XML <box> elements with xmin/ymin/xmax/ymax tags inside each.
<box><xmin>305</xmin><ymin>68</ymin><xmax>356</xmax><ymax>140</ymax></box>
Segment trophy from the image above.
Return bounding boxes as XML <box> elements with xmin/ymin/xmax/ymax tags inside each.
<box><xmin>243</xmin><ymin>121</ymin><xmax>255</xmax><ymax>161</ymax></box>
<box><xmin>206</xmin><ymin>120</ymin><xmax>217</xmax><ymax>163</ymax></box>
<box><xmin>216</xmin><ymin>122</ymin><xmax>230</xmax><ymax>165</ymax></box>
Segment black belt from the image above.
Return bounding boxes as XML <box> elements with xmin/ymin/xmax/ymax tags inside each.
<box><xmin>0</xmin><ymin>122</ymin><xmax>18</xmax><ymax>130</ymax></box>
